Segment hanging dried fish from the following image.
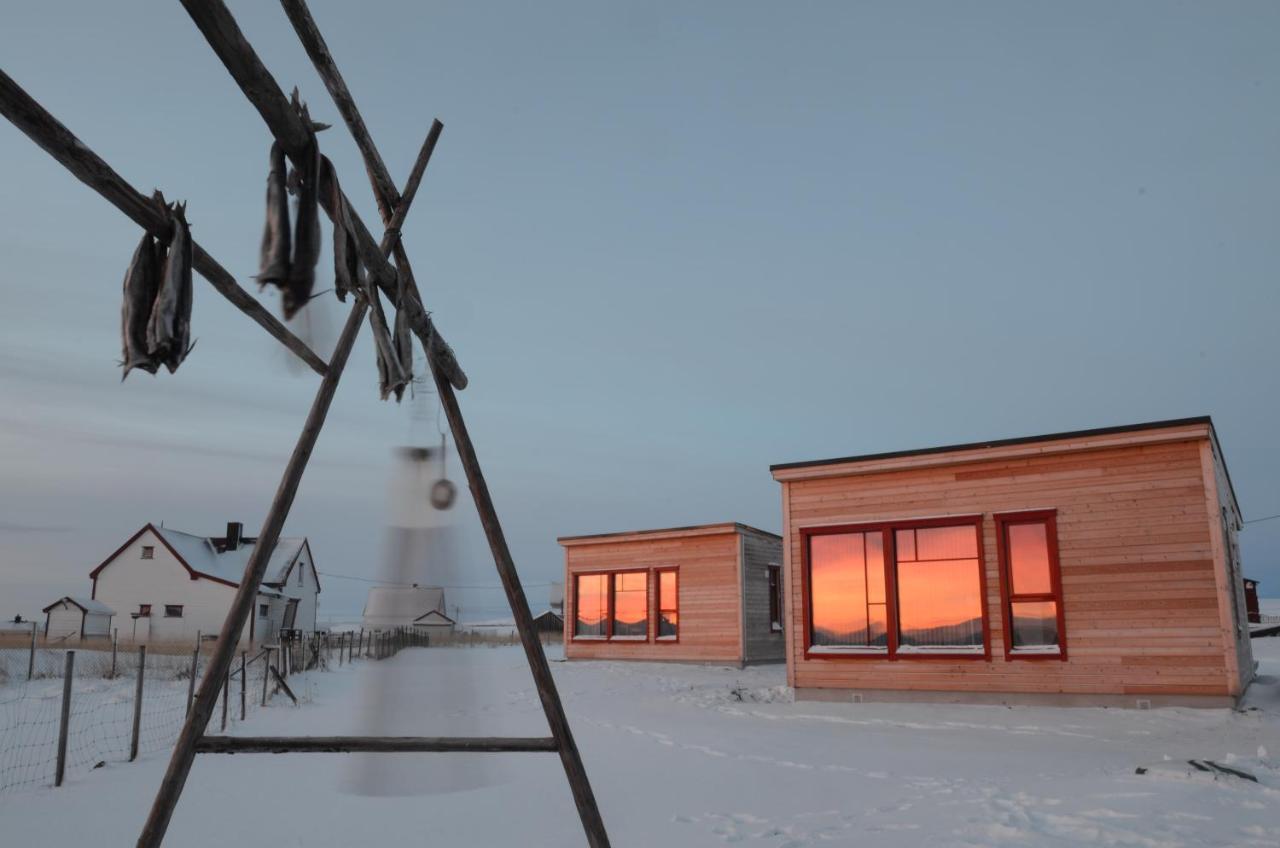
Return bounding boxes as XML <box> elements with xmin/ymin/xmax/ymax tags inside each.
<box><xmin>321</xmin><ymin>155</ymin><xmax>358</xmax><ymax>303</ymax></box>
<box><xmin>391</xmin><ymin>296</ymin><xmax>414</xmax><ymax>402</ymax></box>
<box><xmin>119</xmin><ymin>230</ymin><xmax>161</xmax><ymax>379</ymax></box>
<box><xmin>283</xmin><ymin>134</ymin><xmax>320</xmax><ymax>320</ymax></box>
<box><xmin>147</xmin><ymin>201</ymin><xmax>195</xmax><ymax>373</ymax></box>
<box><xmin>369</xmin><ymin>285</ymin><xmax>409</xmax><ymax>401</ymax></box>
<box><xmin>257</xmin><ymin>141</ymin><xmax>290</xmax><ymax>288</ymax></box>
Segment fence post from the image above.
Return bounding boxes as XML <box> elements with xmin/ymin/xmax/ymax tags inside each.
<box><xmin>240</xmin><ymin>651</ymin><xmax>247</xmax><ymax>721</ymax></box>
<box><xmin>221</xmin><ymin>668</ymin><xmax>229</xmax><ymax>732</ymax></box>
<box><xmin>185</xmin><ymin>646</ymin><xmax>199</xmax><ymax>716</ymax></box>
<box><xmin>28</xmin><ymin>621</ymin><xmax>36</xmax><ymax>680</ymax></box>
<box><xmin>111</xmin><ymin>629</ymin><xmax>118</xmax><ymax>678</ymax></box>
<box><xmin>261</xmin><ymin>647</ymin><xmax>271</xmax><ymax>706</ymax></box>
<box><xmin>130</xmin><ymin>645</ymin><xmax>146</xmax><ymax>761</ymax></box>
<box><xmin>55</xmin><ymin>650</ymin><xmax>75</xmax><ymax>787</ymax></box>
<box><xmin>338</xmin><ymin>633</ymin><xmax>343</xmax><ymax>666</ymax></box>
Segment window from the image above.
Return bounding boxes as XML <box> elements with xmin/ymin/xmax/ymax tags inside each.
<box><xmin>573</xmin><ymin>571</ymin><xmax>650</xmax><ymax>641</ymax></box>
<box><xmin>164</xmin><ymin>604</ymin><xmax>183</xmax><ymax>618</ymax></box>
<box><xmin>141</xmin><ymin>546</ymin><xmax>155</xmax><ymax>560</ymax></box>
<box><xmin>611</xmin><ymin>571</ymin><xmax>648</xmax><ymax>639</ymax></box>
<box><xmin>768</xmin><ymin>565</ymin><xmax>783</xmax><ymax>632</ymax></box>
<box><xmin>297</xmin><ymin>564</ymin><xmax>304</xmax><ymax>587</ymax></box>
<box><xmin>657</xmin><ymin>569</ymin><xmax>678</xmax><ymax>641</ymax></box>
<box><xmin>995</xmin><ymin>511</ymin><xmax>1065</xmax><ymax>659</ymax></box>
<box><xmin>259</xmin><ymin>604</ymin><xmax>269</xmax><ymax>618</ymax></box>
<box><xmin>805</xmin><ymin>518</ymin><xmax>986</xmax><ymax>658</ymax></box>
<box><xmin>138</xmin><ymin>604</ymin><xmax>151</xmax><ymax>617</ymax></box>
<box><xmin>574</xmin><ymin>573</ymin><xmax>607</xmax><ymax>638</ymax></box>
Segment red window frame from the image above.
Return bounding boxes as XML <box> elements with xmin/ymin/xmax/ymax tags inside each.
<box><xmin>138</xmin><ymin>604</ymin><xmax>151</xmax><ymax>617</ymax></box>
<box><xmin>571</xmin><ymin>570</ymin><xmax>651</xmax><ymax>643</ymax></box>
<box><xmin>994</xmin><ymin>510</ymin><xmax>1067</xmax><ymax>661</ymax></box>
<box><xmin>800</xmin><ymin>515</ymin><xmax>990</xmax><ymax>661</ymax></box>
<box><xmin>768</xmin><ymin>565</ymin><xmax>783</xmax><ymax>632</ymax></box>
<box><xmin>655</xmin><ymin>567</ymin><xmax>679</xmax><ymax>642</ymax></box>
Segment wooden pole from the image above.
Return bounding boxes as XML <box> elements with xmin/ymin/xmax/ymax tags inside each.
<box><xmin>111</xmin><ymin>629</ymin><xmax>118</xmax><ymax>678</ymax></box>
<box><xmin>177</xmin><ymin>0</ymin><xmax>466</xmax><ymax>391</ymax></box>
<box><xmin>55</xmin><ymin>650</ymin><xmax>74</xmax><ymax>787</ymax></box>
<box><xmin>130</xmin><ymin>646</ymin><xmax>145</xmax><ymax>762</ymax></box>
<box><xmin>0</xmin><ymin>69</ymin><xmax>328</xmax><ymax>376</ymax></box>
<box><xmin>240</xmin><ymin>652</ymin><xmax>247</xmax><ymax>721</ymax></box>
<box><xmin>196</xmin><ymin>735</ymin><xmax>559</xmax><ymax>754</ymax></box>
<box><xmin>261</xmin><ymin>648</ymin><xmax>271</xmax><ymax>707</ymax></box>
<box><xmin>28</xmin><ymin>621</ymin><xmax>36</xmax><ymax>680</ymax></box>
<box><xmin>221</xmin><ymin>670</ymin><xmax>229</xmax><ymax>732</ymax></box>
<box><xmin>136</xmin><ymin>297</ymin><xmax>368</xmax><ymax>848</ymax></box>
<box><xmin>185</xmin><ymin>647</ymin><xmax>199</xmax><ymax>717</ymax></box>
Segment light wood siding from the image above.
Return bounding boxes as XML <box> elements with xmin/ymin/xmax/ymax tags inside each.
<box><xmin>781</xmin><ymin>436</ymin><xmax>1237</xmax><ymax>699</ymax></box>
<box><xmin>740</xmin><ymin>529</ymin><xmax>785</xmax><ymax>663</ymax></box>
<box><xmin>563</xmin><ymin>532</ymin><xmax>743</xmax><ymax>663</ymax></box>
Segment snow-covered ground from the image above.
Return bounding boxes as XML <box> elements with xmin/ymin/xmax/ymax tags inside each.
<box><xmin>3</xmin><ymin>640</ymin><xmax>1279</xmax><ymax>846</ymax></box>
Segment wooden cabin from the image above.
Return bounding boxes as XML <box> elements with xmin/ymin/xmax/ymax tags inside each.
<box><xmin>560</xmin><ymin>523</ymin><xmax>784</xmax><ymax>665</ymax></box>
<box><xmin>770</xmin><ymin>417</ymin><xmax>1254</xmax><ymax>708</ymax></box>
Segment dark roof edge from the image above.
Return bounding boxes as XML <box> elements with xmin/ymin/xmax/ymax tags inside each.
<box><xmin>769</xmin><ymin>416</ymin><xmax>1215</xmax><ymax>472</ymax></box>
<box><xmin>558</xmin><ymin>521</ymin><xmax>781</xmax><ymax>544</ymax></box>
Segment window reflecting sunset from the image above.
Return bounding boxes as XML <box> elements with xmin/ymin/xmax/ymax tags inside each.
<box><xmin>1010</xmin><ymin>600</ymin><xmax>1058</xmax><ymax>648</ymax></box>
<box><xmin>1007</xmin><ymin>522</ymin><xmax>1051</xmax><ymax>595</ymax></box>
<box><xmin>809</xmin><ymin>532</ymin><xmax>887</xmax><ymax>649</ymax></box>
<box><xmin>657</xmin><ymin>570</ymin><xmax>678</xmax><ymax>639</ymax></box>
<box><xmin>612</xmin><ymin>571</ymin><xmax>648</xmax><ymax>637</ymax></box>
<box><xmin>575</xmin><ymin>573</ymin><xmax>607</xmax><ymax>637</ymax></box>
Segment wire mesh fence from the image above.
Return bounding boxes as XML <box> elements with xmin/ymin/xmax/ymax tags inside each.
<box><xmin>0</xmin><ymin>629</ymin><xmax>389</xmax><ymax>795</ymax></box>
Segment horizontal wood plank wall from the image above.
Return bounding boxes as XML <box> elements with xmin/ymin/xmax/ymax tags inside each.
<box><xmin>564</xmin><ymin>533</ymin><xmax>742</xmax><ymax>663</ymax></box>
<box><xmin>784</xmin><ymin>438</ymin><xmax>1232</xmax><ymax>697</ymax></box>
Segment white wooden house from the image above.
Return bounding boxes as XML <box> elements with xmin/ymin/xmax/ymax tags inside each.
<box><xmin>43</xmin><ymin>596</ymin><xmax>115</xmax><ymax>642</ymax></box>
<box><xmin>363</xmin><ymin>585</ymin><xmax>446</xmax><ymax>630</ymax></box>
<box><xmin>90</xmin><ymin>522</ymin><xmax>320</xmax><ymax>646</ymax></box>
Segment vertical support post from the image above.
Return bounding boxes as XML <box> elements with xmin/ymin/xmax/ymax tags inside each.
<box><xmin>111</xmin><ymin>629</ymin><xmax>118</xmax><ymax>678</ymax></box>
<box><xmin>221</xmin><ymin>669</ymin><xmax>229</xmax><ymax>732</ymax></box>
<box><xmin>261</xmin><ymin>648</ymin><xmax>271</xmax><ymax>707</ymax></box>
<box><xmin>130</xmin><ymin>646</ymin><xmax>145</xmax><ymax>762</ymax></box>
<box><xmin>240</xmin><ymin>652</ymin><xmax>247</xmax><ymax>721</ymax></box>
<box><xmin>185</xmin><ymin>647</ymin><xmax>198</xmax><ymax>716</ymax></box>
<box><xmin>55</xmin><ymin>650</ymin><xmax>74</xmax><ymax>787</ymax></box>
<box><xmin>28</xmin><ymin>621</ymin><xmax>36</xmax><ymax>680</ymax></box>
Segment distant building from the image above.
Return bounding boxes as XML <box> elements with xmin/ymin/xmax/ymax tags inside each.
<box><xmin>532</xmin><ymin>609</ymin><xmax>564</xmax><ymax>634</ymax></box>
<box><xmin>42</xmin><ymin>596</ymin><xmax>115</xmax><ymax>642</ymax></box>
<box><xmin>363</xmin><ymin>585</ymin><xmax>447</xmax><ymax>631</ymax></box>
<box><xmin>90</xmin><ymin>522</ymin><xmax>320</xmax><ymax>645</ymax></box>
<box><xmin>411</xmin><ymin>609</ymin><xmax>457</xmax><ymax>636</ymax></box>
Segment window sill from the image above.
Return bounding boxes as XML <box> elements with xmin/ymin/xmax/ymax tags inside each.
<box><xmin>808</xmin><ymin>646</ymin><xmax>888</xmax><ymax>656</ymax></box>
<box><xmin>895</xmin><ymin>645</ymin><xmax>984</xmax><ymax>655</ymax></box>
<box><xmin>572</xmin><ymin>635</ymin><xmax>606</xmax><ymax>641</ymax></box>
<box><xmin>655</xmin><ymin>636</ymin><xmax>677</xmax><ymax>643</ymax></box>
<box><xmin>609</xmin><ymin>635</ymin><xmax>648</xmax><ymax>641</ymax></box>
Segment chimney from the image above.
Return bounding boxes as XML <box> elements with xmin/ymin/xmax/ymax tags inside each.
<box><xmin>225</xmin><ymin>521</ymin><xmax>243</xmax><ymax>551</ymax></box>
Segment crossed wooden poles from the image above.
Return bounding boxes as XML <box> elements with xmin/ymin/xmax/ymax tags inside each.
<box><xmin>0</xmin><ymin>1</ymin><xmax>610</xmax><ymax>845</ymax></box>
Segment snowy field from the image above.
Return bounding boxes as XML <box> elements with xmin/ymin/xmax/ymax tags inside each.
<box><xmin>2</xmin><ymin>640</ymin><xmax>1278</xmax><ymax>847</ymax></box>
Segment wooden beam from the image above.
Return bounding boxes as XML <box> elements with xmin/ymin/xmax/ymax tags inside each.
<box><xmin>0</xmin><ymin>68</ymin><xmax>329</xmax><ymax>376</ymax></box>
<box><xmin>194</xmin><ymin>735</ymin><xmax>559</xmax><ymax>754</ymax></box>
<box><xmin>136</xmin><ymin>299</ymin><xmax>367</xmax><ymax>848</ymax></box>
<box><xmin>178</xmin><ymin>0</ymin><xmax>467</xmax><ymax>390</ymax></box>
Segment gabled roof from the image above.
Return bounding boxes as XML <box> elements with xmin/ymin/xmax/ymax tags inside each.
<box><xmin>44</xmin><ymin>596</ymin><xmax>115</xmax><ymax>616</ymax></box>
<box><xmin>413</xmin><ymin>609</ymin><xmax>456</xmax><ymax>625</ymax></box>
<box><xmin>90</xmin><ymin>524</ymin><xmax>311</xmax><ymax>592</ymax></box>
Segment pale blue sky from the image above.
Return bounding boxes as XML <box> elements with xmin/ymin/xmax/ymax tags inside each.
<box><xmin>2</xmin><ymin>1</ymin><xmax>1278</xmax><ymax>620</ymax></box>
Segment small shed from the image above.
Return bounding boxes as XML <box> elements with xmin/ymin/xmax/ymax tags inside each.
<box><xmin>411</xmin><ymin>609</ymin><xmax>456</xmax><ymax>636</ymax></box>
<box><xmin>532</xmin><ymin>609</ymin><xmax>564</xmax><ymax>634</ymax></box>
<box><xmin>1244</xmin><ymin>578</ymin><xmax>1261</xmax><ymax>624</ymax></box>
<box><xmin>560</xmin><ymin>522</ymin><xmax>784</xmax><ymax>665</ymax></box>
<box><xmin>43</xmin><ymin>596</ymin><xmax>115</xmax><ymax>642</ymax></box>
